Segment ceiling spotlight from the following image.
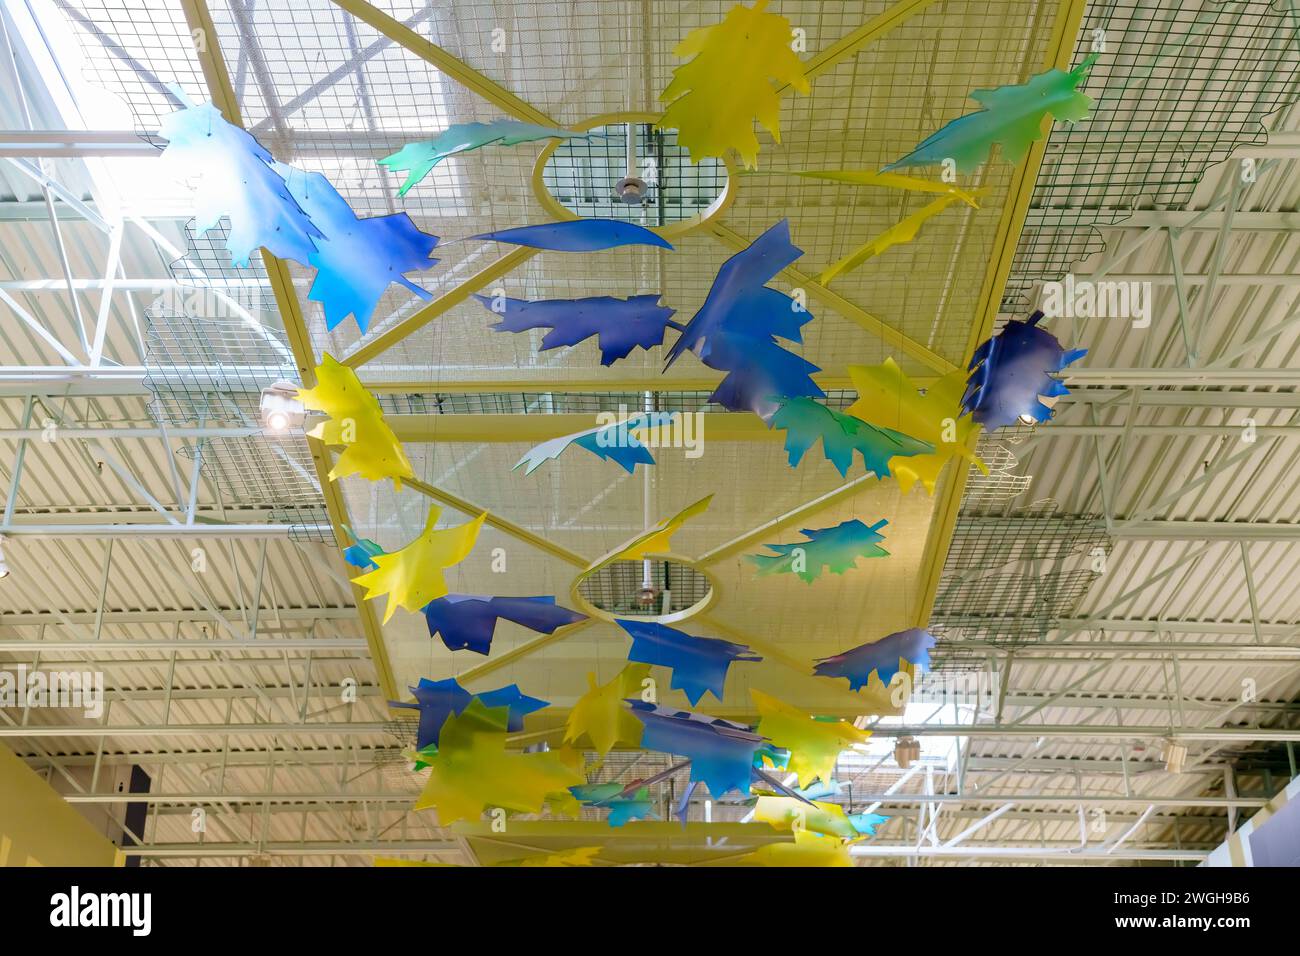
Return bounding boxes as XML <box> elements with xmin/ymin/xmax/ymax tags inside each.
<box><xmin>0</xmin><ymin>535</ymin><xmax>10</xmax><ymax>579</ymax></box>
<box><xmin>1018</xmin><ymin>413</ymin><xmax>1038</xmax><ymax>426</ymax></box>
<box><xmin>260</xmin><ymin>380</ymin><xmax>305</xmax><ymax>434</ymax></box>
<box><xmin>615</xmin><ymin>175</ymin><xmax>647</xmax><ymax>205</ymax></box>
<box><xmin>893</xmin><ymin>736</ymin><xmax>921</xmax><ymax>770</ymax></box>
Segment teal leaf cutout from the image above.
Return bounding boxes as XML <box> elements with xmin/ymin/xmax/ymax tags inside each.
<box><xmin>747</xmin><ymin>519</ymin><xmax>889</xmax><ymax>583</ymax></box>
<box><xmin>768</xmin><ymin>397</ymin><xmax>934</xmax><ymax>478</ymax></box>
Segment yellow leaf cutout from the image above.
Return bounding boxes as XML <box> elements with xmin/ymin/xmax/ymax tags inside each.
<box><xmin>658</xmin><ymin>0</ymin><xmax>808</xmax><ymax>168</ymax></box>
<box><xmin>517</xmin><ymin>847</ymin><xmax>601</xmax><ymax>868</ymax></box>
<box><xmin>352</xmin><ymin>504</ymin><xmax>486</xmax><ymax>623</ymax></box>
<box><xmin>742</xmin><ymin>829</ymin><xmax>853</xmax><ymax>867</ymax></box>
<box><xmin>750</xmin><ymin>689</ymin><xmax>871</xmax><ymax>789</ymax></box>
<box><xmin>609</xmin><ymin>494</ymin><xmax>713</xmax><ymax>563</ymax></box>
<box><xmin>754</xmin><ymin>796</ymin><xmax>860</xmax><ymax>841</ymax></box>
<box><xmin>296</xmin><ymin>353</ymin><xmax>415</xmax><ymax>486</ymax></box>
<box><xmin>818</xmin><ymin>191</ymin><xmax>987</xmax><ymax>285</ymax></box>
<box><xmin>564</xmin><ymin>663</ymin><xmax>653</xmax><ymax>755</ymax></box>
<box><xmin>414</xmin><ymin>701</ymin><xmax>585</xmax><ymax>825</ymax></box>
<box><xmin>846</xmin><ymin>358</ymin><xmax>987</xmax><ymax>494</ymax></box>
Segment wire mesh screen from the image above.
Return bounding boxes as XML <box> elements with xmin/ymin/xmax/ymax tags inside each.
<box><xmin>542</xmin><ymin>123</ymin><xmax>726</xmax><ymax>224</ymax></box>
<box><xmin>576</xmin><ymin>558</ymin><xmax>712</xmax><ymax>618</ymax></box>
<box><xmin>929</xmin><ymin>509</ymin><xmax>1111</xmax><ymax>669</ymax></box>
<box><xmin>1005</xmin><ymin>0</ymin><xmax>1300</xmax><ymax>308</ymax></box>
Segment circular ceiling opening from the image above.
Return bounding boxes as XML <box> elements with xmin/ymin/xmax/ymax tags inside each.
<box><xmin>574</xmin><ymin>557</ymin><xmax>715</xmax><ymax>625</ymax></box>
<box><xmin>539</xmin><ymin>121</ymin><xmax>728</xmax><ymax>228</ymax></box>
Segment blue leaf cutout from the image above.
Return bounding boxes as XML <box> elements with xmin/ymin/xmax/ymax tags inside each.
<box><xmin>474</xmin><ymin>293</ymin><xmax>683</xmax><ymax>366</ymax></box>
<box><xmin>962</xmin><ymin>310</ymin><xmax>1087</xmax><ymax>430</ymax></box>
<box><xmin>471</xmin><ymin>219</ymin><xmax>673</xmax><ymax>252</ymax></box>
<box><xmin>768</xmin><ymin>396</ymin><xmax>934</xmax><ymax>478</ymax></box>
<box><xmin>159</xmin><ymin>101</ymin><xmax>324</xmax><ymax>267</ymax></box>
<box><xmin>341</xmin><ymin>524</ymin><xmax>384</xmax><ymax>571</ymax></box>
<box><xmin>569</xmin><ymin>782</ymin><xmax>625</xmax><ymax>805</ymax></box>
<box><xmin>423</xmin><ymin>595</ymin><xmax>587</xmax><ymax>655</ymax></box>
<box><xmin>390</xmin><ymin>677</ymin><xmax>549</xmax><ymax>749</ymax></box>
<box><xmin>513</xmin><ymin>412</ymin><xmax>677</xmax><ymax>476</ymax></box>
<box><xmin>606</xmin><ymin>787</ymin><xmax>658</xmax><ymax>827</ymax></box>
<box><xmin>664</xmin><ymin>220</ymin><xmax>822</xmax><ymax>419</ymax></box>
<box><xmin>379</xmin><ymin>120</ymin><xmax>591</xmax><ymax>196</ymax></box>
<box><xmin>848</xmin><ymin>812</ymin><xmax>890</xmax><ymax>835</ymax></box>
<box><xmin>628</xmin><ymin>701</ymin><xmax>765</xmax><ymax>798</ymax></box>
<box><xmin>813</xmin><ymin>627</ymin><xmax>937</xmax><ymax>691</ymax></box>
<box><xmin>747</xmin><ymin>519</ymin><xmax>890</xmax><ymax>583</ymax></box>
<box><xmin>616</xmin><ymin>619</ymin><xmax>761</xmax><ymax>706</ymax></box>
<box><xmin>274</xmin><ymin>163</ymin><xmax>439</xmax><ymax>333</ymax></box>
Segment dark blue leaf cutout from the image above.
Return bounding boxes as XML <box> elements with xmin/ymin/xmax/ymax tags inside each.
<box><xmin>423</xmin><ymin>595</ymin><xmax>587</xmax><ymax>656</ymax></box>
<box><xmin>274</xmin><ymin>163</ymin><xmax>439</xmax><ymax>334</ymax></box>
<box><xmin>473</xmin><ymin>293</ymin><xmax>684</xmax><ymax>366</ymax></box>
<box><xmin>962</xmin><ymin>310</ymin><xmax>1087</xmax><ymax>430</ymax></box>
<box><xmin>616</xmin><ymin>618</ymin><xmax>760</xmax><ymax>706</ymax></box>
<box><xmin>471</xmin><ymin>219</ymin><xmax>673</xmax><ymax>252</ymax></box>
<box><xmin>663</xmin><ymin>220</ymin><xmax>822</xmax><ymax>419</ymax></box>
<box><xmin>158</xmin><ymin>101</ymin><xmax>323</xmax><ymax>268</ymax></box>
<box><xmin>813</xmin><ymin>627</ymin><xmax>937</xmax><ymax>691</ymax></box>
<box><xmin>747</xmin><ymin>519</ymin><xmax>890</xmax><ymax>583</ymax></box>
<box><xmin>768</xmin><ymin>396</ymin><xmax>935</xmax><ymax>478</ymax></box>
<box><xmin>390</xmin><ymin>677</ymin><xmax>549</xmax><ymax>749</ymax></box>
<box><xmin>628</xmin><ymin>701</ymin><xmax>765</xmax><ymax>798</ymax></box>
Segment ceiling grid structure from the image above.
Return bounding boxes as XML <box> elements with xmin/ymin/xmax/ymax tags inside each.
<box><xmin>0</xmin><ymin>0</ymin><xmax>1296</xmax><ymax>867</ymax></box>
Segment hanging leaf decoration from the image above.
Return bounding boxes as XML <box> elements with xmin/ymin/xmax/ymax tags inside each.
<box><xmin>814</xmin><ymin>627</ymin><xmax>938</xmax><ymax>692</ymax></box>
<box><xmin>606</xmin><ymin>787</ymin><xmax>659</xmax><ymax>827</ymax></box>
<box><xmin>884</xmin><ymin>53</ymin><xmax>1100</xmax><ymax>174</ymax></box>
<box><xmin>753</xmin><ymin>796</ymin><xmax>887</xmax><ymax>840</ymax></box>
<box><xmin>296</xmin><ymin>354</ymin><xmax>415</xmax><ymax>487</ymax></box>
<box><xmin>750</xmin><ymin>689</ymin><xmax>872</xmax><ymax>789</ymax></box>
<box><xmin>390</xmin><ymin>677</ymin><xmax>549</xmax><ymax>750</ymax></box>
<box><xmin>273</xmin><ymin>163</ymin><xmax>439</xmax><ymax>334</ymax></box>
<box><xmin>817</xmin><ymin>191</ymin><xmax>985</xmax><ymax>285</ymax></box>
<box><xmin>351</xmin><ymin>505</ymin><xmax>486</xmax><ymax>623</ymax></box>
<box><xmin>741</xmin><ymin>829</ymin><xmax>854</xmax><ymax>867</ymax></box>
<box><xmin>664</xmin><ymin>220</ymin><xmax>822</xmax><ymax>419</ymax></box>
<box><xmin>603</xmin><ymin>494</ymin><xmax>714</xmax><ymax>564</ymax></box>
<box><xmin>617</xmin><ymin>619</ymin><xmax>761</xmax><ymax>706</ymax></box>
<box><xmin>563</xmin><ymin>663</ymin><xmax>654</xmax><ymax>756</ymax></box>
<box><xmin>846</xmin><ymin>358</ymin><xmax>987</xmax><ymax>494</ymax></box>
<box><xmin>767</xmin><ymin>397</ymin><xmax>934</xmax><ymax>478</ymax></box>
<box><xmin>513</xmin><ymin>413</ymin><xmax>677</xmax><ymax>476</ymax></box>
<box><xmin>962</xmin><ymin>310</ymin><xmax>1088</xmax><ymax>429</ymax></box>
<box><xmin>471</xmin><ymin>219</ymin><xmax>673</xmax><ymax>252</ymax></box>
<box><xmin>474</xmin><ymin>293</ymin><xmax>684</xmax><ymax>366</ymax></box>
<box><xmin>341</xmin><ymin>524</ymin><xmax>384</xmax><ymax>571</ymax></box>
<box><xmin>378</xmin><ymin>119</ymin><xmax>591</xmax><ymax>196</ymax></box>
<box><xmin>413</xmin><ymin>701</ymin><xmax>585</xmax><ymax>825</ymax></box>
<box><xmin>423</xmin><ymin>595</ymin><xmax>587</xmax><ymax>655</ymax></box>
<box><xmin>658</xmin><ymin>0</ymin><xmax>809</xmax><ymax>168</ymax></box>
<box><xmin>158</xmin><ymin>100</ymin><xmax>324</xmax><ymax>268</ymax></box>
<box><xmin>746</xmin><ymin>519</ymin><xmax>889</xmax><ymax>583</ymax></box>
<box><xmin>629</xmin><ymin>701</ymin><xmax>765</xmax><ymax>798</ymax></box>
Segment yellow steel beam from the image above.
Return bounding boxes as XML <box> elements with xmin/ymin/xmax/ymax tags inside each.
<box><xmin>341</xmin><ymin>246</ymin><xmax>538</xmax><ymax>369</ymax></box>
<box><xmin>778</xmin><ymin>0</ymin><xmax>941</xmax><ymax>92</ymax></box>
<box><xmin>360</xmin><ymin>374</ymin><xmax>866</xmax><ymax>394</ymax></box>
<box><xmin>386</xmin><ymin>411</ymin><xmax>778</xmax><ymax>443</ymax></box>
<box><xmin>709</xmin><ymin>223</ymin><xmax>956</xmax><ymax>376</ymax></box>
<box><xmin>327</xmin><ymin>0</ymin><xmax>558</xmax><ymax>126</ymax></box>
<box><xmin>178</xmin><ymin>0</ymin><xmax>399</xmax><ymax>700</ymax></box>
<box><xmin>912</xmin><ymin>0</ymin><xmax>1090</xmax><ymax>627</ymax></box>
<box><xmin>403</xmin><ymin>476</ymin><xmax>589</xmax><ymax>568</ymax></box>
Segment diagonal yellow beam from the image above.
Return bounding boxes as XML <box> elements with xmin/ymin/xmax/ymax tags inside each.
<box><xmin>455</xmin><ymin>618</ymin><xmax>595</xmax><ymax>685</ymax></box>
<box><xmin>709</xmin><ymin>223</ymin><xmax>956</xmax><ymax>375</ymax></box>
<box><xmin>913</xmin><ymin>0</ymin><xmax>1090</xmax><ymax>627</ymax></box>
<box><xmin>177</xmin><ymin>0</ymin><xmax>399</xmax><ymax>700</ymax></box>
<box><xmin>403</xmin><ymin>476</ymin><xmax>589</xmax><ymax>569</ymax></box>
<box><xmin>778</xmin><ymin>0</ymin><xmax>941</xmax><ymax>93</ymax></box>
<box><xmin>341</xmin><ymin>246</ymin><xmax>538</xmax><ymax>369</ymax></box>
<box><xmin>327</xmin><ymin>0</ymin><xmax>558</xmax><ymax>126</ymax></box>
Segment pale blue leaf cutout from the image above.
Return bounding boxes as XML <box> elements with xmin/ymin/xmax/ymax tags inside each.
<box><xmin>514</xmin><ymin>412</ymin><xmax>678</xmax><ymax>475</ymax></box>
<box><xmin>158</xmin><ymin>101</ymin><xmax>323</xmax><ymax>268</ymax></box>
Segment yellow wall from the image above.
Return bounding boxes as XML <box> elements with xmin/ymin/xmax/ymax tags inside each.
<box><xmin>0</xmin><ymin>743</ymin><xmax>122</xmax><ymax>867</ymax></box>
